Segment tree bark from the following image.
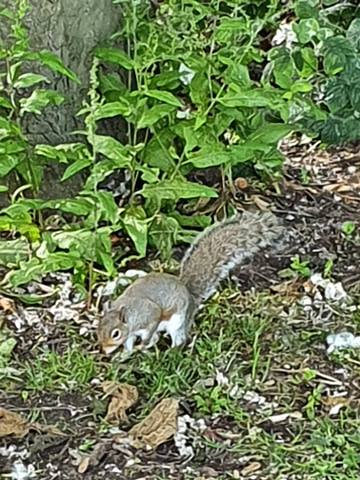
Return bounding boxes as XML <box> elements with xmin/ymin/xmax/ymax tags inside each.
<box><xmin>1</xmin><ymin>0</ymin><xmax>122</xmax><ymax>199</ymax></box>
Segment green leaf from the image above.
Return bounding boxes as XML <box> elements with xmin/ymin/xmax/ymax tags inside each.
<box><xmin>43</xmin><ymin>198</ymin><xmax>93</xmax><ymax>216</ymax></box>
<box><xmin>143</xmin><ymin>129</ymin><xmax>175</xmax><ymax>172</ymax></box>
<box><xmin>34</xmin><ymin>51</ymin><xmax>80</xmax><ymax>83</ymax></box>
<box><xmin>0</xmin><ymin>139</ymin><xmax>26</xmax><ymax>155</ymax></box>
<box><xmin>122</xmin><ymin>206</ymin><xmax>148</xmax><ymax>257</ymax></box>
<box><xmin>247</xmin><ymin>123</ymin><xmax>293</xmax><ymax>144</ymax></box>
<box><xmin>293</xmin><ymin>18</ymin><xmax>319</xmax><ymax>44</ymax></box>
<box><xmin>189</xmin><ymin>73</ymin><xmax>209</xmax><ymax>107</ymax></box>
<box><xmin>149</xmin><ymin>215</ymin><xmax>179</xmax><ymax>261</ymax></box>
<box><xmin>0</xmin><ymin>185</ymin><xmax>8</xmax><ymax>192</ymax></box>
<box><xmin>19</xmin><ymin>89</ymin><xmax>64</xmax><ymax>115</ymax></box>
<box><xmin>14</xmin><ymin>73</ymin><xmax>48</xmax><ymax>89</ymax></box>
<box><xmin>269</xmin><ymin>47</ymin><xmax>295</xmax><ymax>90</ymax></box>
<box><xmin>94</xmin><ymin>100</ymin><xmax>131</xmax><ymax>120</ymax></box>
<box><xmin>290</xmin><ymin>80</ymin><xmax>313</xmax><ymax>94</ymax></box>
<box><xmin>144</xmin><ymin>90</ymin><xmax>182</xmax><ymax>107</ymax></box>
<box><xmin>323</xmin><ymin>37</ymin><xmax>354</xmax><ymax>76</ymax></box>
<box><xmin>294</xmin><ymin>0</ymin><xmax>319</xmax><ymax>19</ymax></box>
<box><xmin>61</xmin><ymin>157</ymin><xmax>93</xmax><ymax>181</ymax></box>
<box><xmin>170</xmin><ymin>213</ymin><xmax>211</xmax><ymax>229</ymax></box>
<box><xmin>0</xmin><ymin>156</ymin><xmax>20</xmax><ymax>177</ymax></box>
<box><xmin>326</xmin><ymin>79</ymin><xmax>349</xmax><ymax>113</ymax></box>
<box><xmin>219</xmin><ymin>88</ymin><xmax>280</xmax><ymax>109</ymax></box>
<box><xmin>349</xmin><ymin>84</ymin><xmax>360</xmax><ymax>112</ymax></box>
<box><xmin>93</xmin><ymin>135</ymin><xmax>130</xmax><ymax>164</ymax></box>
<box><xmin>0</xmin><ymin>97</ymin><xmax>13</xmax><ymax>110</ymax></box>
<box><xmin>347</xmin><ymin>18</ymin><xmax>360</xmax><ymax>52</ymax></box>
<box><xmin>139</xmin><ymin>178</ymin><xmax>218</xmax><ymax>201</ymax></box>
<box><xmin>87</xmin><ymin>191</ymin><xmax>119</xmax><ymax>224</ymax></box>
<box><xmin>16</xmin><ymin>159</ymin><xmax>44</xmax><ymax>191</ymax></box>
<box><xmin>0</xmin><ymin>239</ymin><xmax>29</xmax><ymax>267</ymax></box>
<box><xmin>95</xmin><ymin>47</ymin><xmax>134</xmax><ymax>70</ymax></box>
<box><xmin>188</xmin><ymin>147</ymin><xmax>232</xmax><ymax>168</ymax></box>
<box><xmin>137</xmin><ymin>104</ymin><xmax>176</xmax><ymax>128</ymax></box>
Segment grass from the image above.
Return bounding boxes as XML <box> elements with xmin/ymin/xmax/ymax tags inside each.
<box><xmin>1</xmin><ymin>286</ymin><xmax>360</xmax><ymax>478</ymax></box>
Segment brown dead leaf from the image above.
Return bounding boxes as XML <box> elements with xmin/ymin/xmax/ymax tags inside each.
<box><xmin>0</xmin><ymin>407</ymin><xmax>64</xmax><ymax>438</ymax></box>
<box><xmin>270</xmin><ymin>279</ymin><xmax>304</xmax><ymax>298</ymax></box>
<box><xmin>127</xmin><ymin>398</ymin><xmax>178</xmax><ymax>450</ymax></box>
<box><xmin>0</xmin><ymin>297</ymin><xmax>15</xmax><ymax>313</ymax></box>
<box><xmin>322</xmin><ymin>396</ymin><xmax>349</xmax><ymax>415</ymax></box>
<box><xmin>102</xmin><ymin>381</ymin><xmax>138</xmax><ymax>424</ymax></box>
<box><xmin>0</xmin><ymin>408</ymin><xmax>29</xmax><ymax>438</ymax></box>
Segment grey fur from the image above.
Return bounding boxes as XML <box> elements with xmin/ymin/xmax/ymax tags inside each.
<box><xmin>180</xmin><ymin>211</ymin><xmax>284</xmax><ymax>307</ymax></box>
<box><xmin>98</xmin><ymin>211</ymin><xmax>285</xmax><ymax>354</ymax></box>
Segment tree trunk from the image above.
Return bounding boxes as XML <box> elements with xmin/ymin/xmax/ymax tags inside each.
<box><xmin>1</xmin><ymin>0</ymin><xmax>122</xmax><ymax>199</ymax></box>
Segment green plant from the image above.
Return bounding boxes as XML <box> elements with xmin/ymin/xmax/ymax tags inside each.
<box><xmin>92</xmin><ymin>0</ymin><xmax>295</xmax><ymax>254</ymax></box>
<box><xmin>341</xmin><ymin>221</ymin><xmax>356</xmax><ymax>237</ymax></box>
<box><xmin>267</xmin><ymin>0</ymin><xmax>360</xmax><ymax>144</ymax></box>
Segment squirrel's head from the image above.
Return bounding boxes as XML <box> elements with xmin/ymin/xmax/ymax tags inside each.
<box><xmin>97</xmin><ymin>302</ymin><xmax>129</xmax><ymax>355</ymax></box>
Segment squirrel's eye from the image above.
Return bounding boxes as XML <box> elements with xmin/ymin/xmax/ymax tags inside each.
<box><xmin>111</xmin><ymin>328</ymin><xmax>122</xmax><ymax>341</ymax></box>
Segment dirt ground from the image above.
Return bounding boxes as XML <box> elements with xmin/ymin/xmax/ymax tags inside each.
<box><xmin>0</xmin><ymin>139</ymin><xmax>359</xmax><ymax>480</ymax></box>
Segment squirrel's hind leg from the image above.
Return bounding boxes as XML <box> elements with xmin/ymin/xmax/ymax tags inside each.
<box><xmin>166</xmin><ymin>313</ymin><xmax>188</xmax><ymax>347</ymax></box>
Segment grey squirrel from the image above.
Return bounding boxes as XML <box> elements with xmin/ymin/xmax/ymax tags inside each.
<box><xmin>97</xmin><ymin>211</ymin><xmax>285</xmax><ymax>355</ymax></box>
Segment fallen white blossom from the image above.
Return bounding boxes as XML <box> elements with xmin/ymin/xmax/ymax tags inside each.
<box><xmin>326</xmin><ymin>331</ymin><xmax>360</xmax><ymax>354</ymax></box>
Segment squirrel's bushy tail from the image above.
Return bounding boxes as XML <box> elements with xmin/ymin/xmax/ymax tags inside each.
<box><xmin>179</xmin><ymin>211</ymin><xmax>284</xmax><ymax>307</ymax></box>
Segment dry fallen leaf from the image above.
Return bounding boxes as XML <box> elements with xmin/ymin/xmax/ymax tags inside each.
<box><xmin>322</xmin><ymin>396</ymin><xmax>349</xmax><ymax>415</ymax></box>
<box><xmin>0</xmin><ymin>296</ymin><xmax>15</xmax><ymax>313</ymax></box>
<box><xmin>0</xmin><ymin>408</ymin><xmax>29</xmax><ymax>438</ymax></box>
<box><xmin>0</xmin><ymin>407</ymin><xmax>64</xmax><ymax>438</ymax></box>
<box><xmin>102</xmin><ymin>381</ymin><xmax>138</xmax><ymax>424</ymax></box>
<box><xmin>127</xmin><ymin>398</ymin><xmax>178</xmax><ymax>450</ymax></box>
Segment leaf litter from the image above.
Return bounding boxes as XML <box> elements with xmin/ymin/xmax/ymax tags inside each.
<box><xmin>102</xmin><ymin>381</ymin><xmax>139</xmax><ymax>424</ymax></box>
<box><xmin>0</xmin><ymin>407</ymin><xmax>64</xmax><ymax>438</ymax></box>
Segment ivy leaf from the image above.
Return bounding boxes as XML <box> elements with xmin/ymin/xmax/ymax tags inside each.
<box><xmin>95</xmin><ymin>47</ymin><xmax>135</xmax><ymax>70</ymax></box>
<box><xmin>323</xmin><ymin>37</ymin><xmax>354</xmax><ymax>76</ymax></box>
<box><xmin>347</xmin><ymin>18</ymin><xmax>360</xmax><ymax>52</ymax></box>
<box><xmin>144</xmin><ymin>90</ymin><xmax>182</xmax><ymax>107</ymax></box>
<box><xmin>19</xmin><ymin>89</ymin><xmax>64</xmax><ymax>115</ymax></box>
<box><xmin>269</xmin><ymin>47</ymin><xmax>295</xmax><ymax>90</ymax></box>
<box><xmin>293</xmin><ymin>18</ymin><xmax>319</xmax><ymax>44</ymax></box>
<box><xmin>294</xmin><ymin>0</ymin><xmax>319</xmax><ymax>19</ymax></box>
<box><xmin>139</xmin><ymin>178</ymin><xmax>217</xmax><ymax>201</ymax></box>
<box><xmin>14</xmin><ymin>73</ymin><xmax>48</xmax><ymax>89</ymax></box>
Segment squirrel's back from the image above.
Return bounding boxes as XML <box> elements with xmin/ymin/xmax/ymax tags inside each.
<box><xmin>179</xmin><ymin>211</ymin><xmax>284</xmax><ymax>306</ymax></box>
